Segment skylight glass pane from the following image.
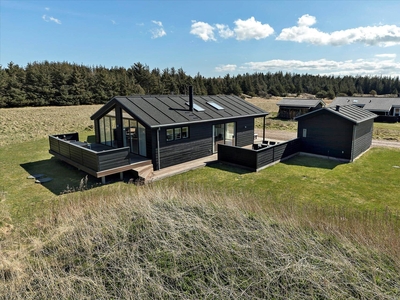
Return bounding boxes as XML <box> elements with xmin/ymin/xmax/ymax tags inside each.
<box><xmin>186</xmin><ymin>102</ymin><xmax>205</xmax><ymax>112</ymax></box>
<box><xmin>207</xmin><ymin>101</ymin><xmax>224</xmax><ymax>110</ymax></box>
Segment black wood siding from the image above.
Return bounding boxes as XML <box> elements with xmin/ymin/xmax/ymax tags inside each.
<box><xmin>152</xmin><ymin>117</ymin><xmax>257</xmax><ymax>169</ymax></box>
<box><xmin>218</xmin><ymin>138</ymin><xmax>301</xmax><ymax>171</ymax></box>
<box><xmin>297</xmin><ymin>111</ymin><xmax>353</xmax><ymax>160</ymax></box>
<box><xmin>154</xmin><ymin>123</ymin><xmax>213</xmax><ymax>169</ymax></box>
<box><xmin>236</xmin><ymin>118</ymin><xmax>256</xmax><ymax>147</ymax></box>
<box><xmin>352</xmin><ymin>119</ymin><xmax>373</xmax><ymax>161</ymax></box>
<box><xmin>49</xmin><ymin>135</ymin><xmax>130</xmax><ymax>172</ymax></box>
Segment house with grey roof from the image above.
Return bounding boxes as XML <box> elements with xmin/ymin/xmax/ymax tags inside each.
<box><xmin>49</xmin><ymin>87</ymin><xmax>269</xmax><ymax>182</ymax></box>
<box><xmin>277</xmin><ymin>98</ymin><xmax>325</xmax><ymax>119</ymax></box>
<box><xmin>295</xmin><ymin>105</ymin><xmax>377</xmax><ymax>161</ymax></box>
<box><xmin>329</xmin><ymin>97</ymin><xmax>400</xmax><ymax>122</ymax></box>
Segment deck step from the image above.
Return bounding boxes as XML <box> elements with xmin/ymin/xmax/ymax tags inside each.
<box><xmin>132</xmin><ymin>164</ymin><xmax>154</xmax><ymax>183</ymax></box>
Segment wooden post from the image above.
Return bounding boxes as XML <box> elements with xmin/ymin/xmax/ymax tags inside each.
<box><xmin>101</xmin><ymin>177</ymin><xmax>106</xmax><ymax>184</ymax></box>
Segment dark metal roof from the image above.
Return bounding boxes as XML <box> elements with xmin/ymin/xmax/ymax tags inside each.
<box><xmin>329</xmin><ymin>97</ymin><xmax>400</xmax><ymax>112</ymax></box>
<box><xmin>295</xmin><ymin>105</ymin><xmax>377</xmax><ymax>124</ymax></box>
<box><xmin>91</xmin><ymin>94</ymin><xmax>268</xmax><ymax>128</ymax></box>
<box><xmin>277</xmin><ymin>98</ymin><xmax>324</xmax><ymax>108</ymax></box>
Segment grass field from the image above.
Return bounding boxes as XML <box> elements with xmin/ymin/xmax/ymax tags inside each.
<box><xmin>1</xmin><ymin>103</ymin><xmax>400</xmax><ymax>298</ymax></box>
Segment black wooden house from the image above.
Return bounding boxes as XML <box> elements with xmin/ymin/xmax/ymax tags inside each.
<box><xmin>295</xmin><ymin>105</ymin><xmax>377</xmax><ymax>161</ymax></box>
<box><xmin>90</xmin><ymin>89</ymin><xmax>268</xmax><ymax>170</ymax></box>
<box><xmin>277</xmin><ymin>99</ymin><xmax>325</xmax><ymax>119</ymax></box>
<box><xmin>49</xmin><ymin>88</ymin><xmax>269</xmax><ymax>183</ymax></box>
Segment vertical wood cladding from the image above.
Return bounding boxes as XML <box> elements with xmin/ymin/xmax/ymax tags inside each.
<box><xmin>297</xmin><ymin>111</ymin><xmax>353</xmax><ymax>160</ymax></box>
<box><xmin>352</xmin><ymin>120</ymin><xmax>374</xmax><ymax>161</ymax></box>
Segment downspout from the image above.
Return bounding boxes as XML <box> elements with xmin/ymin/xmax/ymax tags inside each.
<box><xmin>157</xmin><ymin>127</ymin><xmax>161</xmax><ymax>170</ymax></box>
<box><xmin>263</xmin><ymin>116</ymin><xmax>266</xmax><ymax>141</ymax></box>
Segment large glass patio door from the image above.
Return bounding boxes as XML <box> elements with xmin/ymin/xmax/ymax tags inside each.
<box><xmin>213</xmin><ymin>122</ymin><xmax>236</xmax><ymax>153</ymax></box>
<box><xmin>121</xmin><ymin>109</ymin><xmax>146</xmax><ymax>156</ymax></box>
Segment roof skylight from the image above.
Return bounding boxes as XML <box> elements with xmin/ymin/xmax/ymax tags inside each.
<box><xmin>207</xmin><ymin>101</ymin><xmax>224</xmax><ymax>110</ymax></box>
<box><xmin>186</xmin><ymin>102</ymin><xmax>205</xmax><ymax>112</ymax></box>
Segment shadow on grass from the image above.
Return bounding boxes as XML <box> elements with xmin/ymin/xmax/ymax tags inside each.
<box><xmin>20</xmin><ymin>157</ymin><xmax>102</xmax><ymax>195</ymax></box>
<box><xmin>205</xmin><ymin>161</ymin><xmax>253</xmax><ymax>175</ymax></box>
<box><xmin>282</xmin><ymin>155</ymin><xmax>345</xmax><ymax>170</ymax></box>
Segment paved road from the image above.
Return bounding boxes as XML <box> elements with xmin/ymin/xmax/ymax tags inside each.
<box><xmin>257</xmin><ymin>129</ymin><xmax>400</xmax><ymax>149</ymax></box>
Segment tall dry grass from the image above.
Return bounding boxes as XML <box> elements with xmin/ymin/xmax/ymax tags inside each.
<box><xmin>0</xmin><ymin>105</ymin><xmax>101</xmax><ymax>146</ymax></box>
<box><xmin>1</xmin><ymin>183</ymin><xmax>399</xmax><ymax>299</ymax></box>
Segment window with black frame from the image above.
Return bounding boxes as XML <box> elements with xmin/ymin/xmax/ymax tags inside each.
<box><xmin>166</xmin><ymin>126</ymin><xmax>189</xmax><ymax>141</ymax></box>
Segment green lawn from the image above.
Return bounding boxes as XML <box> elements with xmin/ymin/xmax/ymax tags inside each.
<box><xmin>1</xmin><ymin>128</ymin><xmax>400</xmax><ymax>224</ymax></box>
<box><xmin>161</xmin><ymin>148</ymin><xmax>400</xmax><ymax>213</ymax></box>
<box><xmin>0</xmin><ymin>130</ymin><xmax>101</xmax><ymax>222</ymax></box>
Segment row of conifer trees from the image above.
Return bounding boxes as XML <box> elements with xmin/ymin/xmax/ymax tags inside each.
<box><xmin>0</xmin><ymin>61</ymin><xmax>399</xmax><ymax>108</ymax></box>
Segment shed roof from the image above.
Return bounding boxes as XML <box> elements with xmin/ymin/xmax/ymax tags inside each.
<box><xmin>329</xmin><ymin>97</ymin><xmax>400</xmax><ymax>112</ymax></box>
<box><xmin>277</xmin><ymin>98</ymin><xmax>324</xmax><ymax>108</ymax></box>
<box><xmin>295</xmin><ymin>105</ymin><xmax>377</xmax><ymax>124</ymax></box>
<box><xmin>91</xmin><ymin>94</ymin><xmax>268</xmax><ymax>128</ymax></box>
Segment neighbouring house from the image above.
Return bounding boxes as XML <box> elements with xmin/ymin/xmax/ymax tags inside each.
<box><xmin>295</xmin><ymin>105</ymin><xmax>377</xmax><ymax>161</ymax></box>
<box><xmin>277</xmin><ymin>98</ymin><xmax>325</xmax><ymax>119</ymax></box>
<box><xmin>49</xmin><ymin>87</ymin><xmax>269</xmax><ymax>183</ymax></box>
<box><xmin>329</xmin><ymin>97</ymin><xmax>400</xmax><ymax>122</ymax></box>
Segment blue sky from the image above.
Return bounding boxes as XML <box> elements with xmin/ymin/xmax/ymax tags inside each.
<box><xmin>1</xmin><ymin>0</ymin><xmax>400</xmax><ymax>78</ymax></box>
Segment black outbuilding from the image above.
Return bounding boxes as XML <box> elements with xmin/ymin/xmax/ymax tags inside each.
<box><xmin>295</xmin><ymin>105</ymin><xmax>377</xmax><ymax>161</ymax></box>
<box><xmin>277</xmin><ymin>98</ymin><xmax>325</xmax><ymax>119</ymax></box>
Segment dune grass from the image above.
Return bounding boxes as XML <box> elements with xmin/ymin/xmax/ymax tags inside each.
<box><xmin>1</xmin><ymin>185</ymin><xmax>399</xmax><ymax>299</ymax></box>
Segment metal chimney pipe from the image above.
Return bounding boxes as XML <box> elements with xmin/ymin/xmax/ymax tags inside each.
<box><xmin>336</xmin><ymin>105</ymin><xmax>340</xmax><ymax>111</ymax></box>
<box><xmin>189</xmin><ymin>86</ymin><xmax>194</xmax><ymax>111</ymax></box>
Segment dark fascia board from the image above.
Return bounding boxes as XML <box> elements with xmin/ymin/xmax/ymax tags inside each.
<box><xmin>90</xmin><ymin>97</ymin><xmax>154</xmax><ymax>129</ymax></box>
<box><xmin>295</xmin><ymin>106</ymin><xmax>377</xmax><ymax>124</ymax></box>
<box><xmin>90</xmin><ymin>98</ymin><xmax>117</xmax><ymax>120</ymax></box>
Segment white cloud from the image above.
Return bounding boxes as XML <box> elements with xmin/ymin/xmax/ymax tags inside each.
<box><xmin>298</xmin><ymin>14</ymin><xmax>316</xmax><ymax>27</ymax></box>
<box><xmin>215</xmin><ymin>64</ymin><xmax>237</xmax><ymax>72</ymax></box>
<box><xmin>150</xmin><ymin>20</ymin><xmax>166</xmax><ymax>39</ymax></box>
<box><xmin>45</xmin><ymin>7</ymin><xmax>50</xmax><ymax>11</ymax></box>
<box><xmin>277</xmin><ymin>14</ymin><xmax>400</xmax><ymax>47</ymax></box>
<box><xmin>151</xmin><ymin>28</ymin><xmax>166</xmax><ymax>39</ymax></box>
<box><xmin>191</xmin><ymin>17</ymin><xmax>273</xmax><ymax>42</ymax></box>
<box><xmin>111</xmin><ymin>20</ymin><xmax>116</xmax><ymax>25</ymax></box>
<box><xmin>152</xmin><ymin>20</ymin><xmax>163</xmax><ymax>27</ymax></box>
<box><xmin>375</xmin><ymin>53</ymin><xmax>396</xmax><ymax>58</ymax></box>
<box><xmin>239</xmin><ymin>57</ymin><xmax>400</xmax><ymax>76</ymax></box>
<box><xmin>42</xmin><ymin>14</ymin><xmax>61</xmax><ymax>24</ymax></box>
<box><xmin>233</xmin><ymin>17</ymin><xmax>274</xmax><ymax>40</ymax></box>
<box><xmin>216</xmin><ymin>24</ymin><xmax>234</xmax><ymax>39</ymax></box>
<box><xmin>190</xmin><ymin>21</ymin><xmax>216</xmax><ymax>41</ymax></box>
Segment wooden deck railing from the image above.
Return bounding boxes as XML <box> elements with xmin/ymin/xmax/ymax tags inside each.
<box><xmin>218</xmin><ymin>138</ymin><xmax>301</xmax><ymax>171</ymax></box>
<box><xmin>49</xmin><ymin>133</ymin><xmax>130</xmax><ymax>173</ymax></box>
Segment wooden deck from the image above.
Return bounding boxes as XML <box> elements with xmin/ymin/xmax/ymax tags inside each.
<box><xmin>49</xmin><ymin>133</ymin><xmax>152</xmax><ymax>184</ymax></box>
<box><xmin>150</xmin><ymin>154</ymin><xmax>218</xmax><ymax>182</ymax></box>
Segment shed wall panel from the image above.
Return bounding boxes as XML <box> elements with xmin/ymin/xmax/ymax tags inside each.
<box><xmin>352</xmin><ymin>120</ymin><xmax>374</xmax><ymax>160</ymax></box>
<box><xmin>297</xmin><ymin>111</ymin><xmax>353</xmax><ymax>159</ymax></box>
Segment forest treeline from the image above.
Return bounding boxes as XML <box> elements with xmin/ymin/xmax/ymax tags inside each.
<box><xmin>0</xmin><ymin>61</ymin><xmax>399</xmax><ymax>108</ymax></box>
